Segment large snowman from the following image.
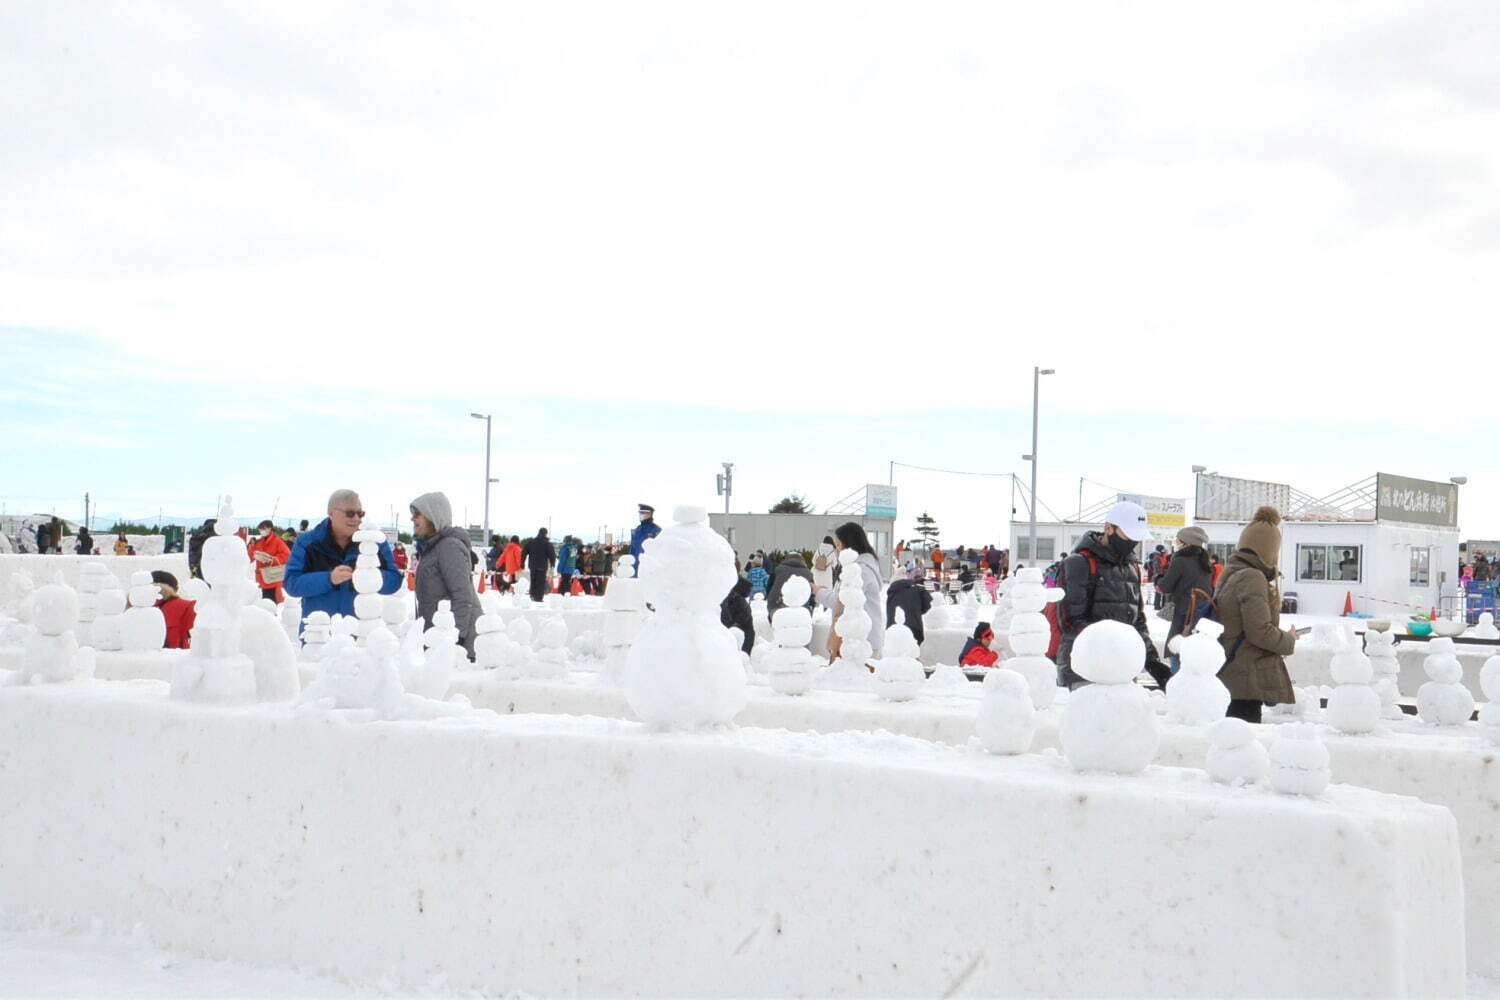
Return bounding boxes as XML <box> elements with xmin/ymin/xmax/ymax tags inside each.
<box><xmin>624</xmin><ymin>505</ymin><xmax>746</xmax><ymax>728</ymax></box>
<box><xmin>171</xmin><ymin>498</ymin><xmax>258</xmax><ymax>703</ymax></box>
<box><xmin>1058</xmin><ymin>619</ymin><xmax>1160</xmax><ymax>774</ymax></box>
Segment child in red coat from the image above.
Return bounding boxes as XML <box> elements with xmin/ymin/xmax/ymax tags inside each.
<box><xmin>151</xmin><ymin>570</ymin><xmax>197</xmax><ymax>649</ymax></box>
<box><xmin>958</xmin><ymin>624</ymin><xmax>1000</xmax><ymax>668</ymax></box>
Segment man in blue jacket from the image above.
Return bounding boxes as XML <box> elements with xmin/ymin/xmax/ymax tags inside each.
<box><xmin>284</xmin><ymin>488</ymin><xmax>403</xmax><ymax>630</ymax></box>
<box><xmin>629</xmin><ymin>504</ymin><xmax>660</xmax><ymax>577</ymax></box>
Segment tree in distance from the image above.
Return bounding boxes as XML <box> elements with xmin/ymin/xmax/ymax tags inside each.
<box><xmin>914</xmin><ymin>511</ymin><xmax>940</xmax><ymax>544</ymax></box>
<box><xmin>768</xmin><ymin>494</ymin><xmax>815</xmax><ymax>514</ymax></box>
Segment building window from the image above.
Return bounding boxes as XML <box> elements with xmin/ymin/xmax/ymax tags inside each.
<box><xmin>1410</xmin><ymin>547</ymin><xmax>1430</xmax><ymax>587</ymax></box>
<box><xmin>1208</xmin><ymin>542</ymin><xmax>1236</xmax><ymax>566</ymax></box>
<box><xmin>1296</xmin><ymin>544</ymin><xmax>1361</xmax><ymax>583</ymax></box>
<box><xmin>1015</xmin><ymin>537</ymin><xmax>1057</xmax><ymax>562</ymax></box>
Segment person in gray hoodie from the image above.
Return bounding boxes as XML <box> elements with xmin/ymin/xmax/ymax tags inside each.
<box><xmin>410</xmin><ymin>491</ymin><xmax>481</xmax><ymax>657</ymax></box>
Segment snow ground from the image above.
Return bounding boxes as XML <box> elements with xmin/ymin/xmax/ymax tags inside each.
<box><xmin>0</xmin><ymin>918</ymin><xmax>1493</xmax><ymax>999</ymax></box>
<box><xmin>0</xmin><ymin>919</ymin><xmax>528</xmax><ymax>999</ymax></box>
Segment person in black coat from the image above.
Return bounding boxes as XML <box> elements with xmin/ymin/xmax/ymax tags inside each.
<box><xmin>886</xmin><ymin>576</ymin><xmax>934</xmax><ymax>644</ymax></box>
<box><xmin>766</xmin><ymin>553</ymin><xmax>815</xmax><ymax>614</ymax></box>
<box><xmin>720</xmin><ymin>576</ymin><xmax>754</xmax><ymax>654</ymax></box>
<box><xmin>73</xmin><ymin>527</ymin><xmax>93</xmax><ymax>555</ymax></box>
<box><xmin>522</xmin><ymin>528</ymin><xmax>556</xmax><ymax>603</ymax></box>
<box><xmin>1159</xmin><ymin>526</ymin><xmax>1216</xmax><ymax>660</ymax></box>
<box><xmin>187</xmin><ymin>518</ymin><xmax>216</xmax><ymax>579</ymax></box>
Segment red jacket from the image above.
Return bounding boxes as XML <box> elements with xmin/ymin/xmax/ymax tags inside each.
<box><xmin>156</xmin><ymin>596</ymin><xmax>197</xmax><ymax>649</ymax></box>
<box><xmin>960</xmin><ymin>644</ymin><xmax>999</xmax><ymax>668</ymax></box>
<box><xmin>500</xmin><ymin>541</ymin><xmax>523</xmax><ymax>574</ymax></box>
<box><xmin>248</xmin><ymin>532</ymin><xmax>291</xmax><ymax>591</ymax></box>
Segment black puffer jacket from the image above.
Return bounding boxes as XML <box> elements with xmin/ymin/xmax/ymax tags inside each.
<box><xmin>1056</xmin><ymin>531</ymin><xmax>1169</xmax><ymax>688</ymax></box>
<box><xmin>885</xmin><ymin>578</ymin><xmax>933</xmax><ymax>644</ymax></box>
<box><xmin>720</xmin><ymin>576</ymin><xmax>754</xmax><ymax>654</ymax></box>
<box><xmin>766</xmin><ymin>554</ymin><xmax>814</xmax><ymax>614</ymax></box>
<box><xmin>1159</xmin><ymin>546</ymin><xmax>1214</xmax><ymax>643</ymax></box>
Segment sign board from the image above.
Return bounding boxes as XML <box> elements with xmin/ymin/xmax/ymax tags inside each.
<box><xmin>383</xmin><ymin>528</ymin><xmax>399</xmax><ymax>547</ymax></box>
<box><xmin>1376</xmin><ymin>473</ymin><xmax>1458</xmax><ymax>527</ymax></box>
<box><xmin>864</xmin><ymin>484</ymin><xmax>898</xmax><ymax>519</ymax></box>
<box><xmin>1118</xmin><ymin>494</ymin><xmax>1187</xmax><ymax>537</ymax></box>
<box><xmin>1195</xmin><ymin>475</ymin><xmax>1292</xmax><ymax>523</ymax></box>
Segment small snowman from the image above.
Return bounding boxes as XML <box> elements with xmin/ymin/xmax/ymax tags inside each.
<box><xmin>1472</xmin><ymin>612</ymin><xmax>1500</xmax><ymax>640</ymax></box>
<box><xmin>90</xmin><ymin>585</ymin><xmax>127</xmax><ymax>652</ymax></box>
<box><xmin>873</xmin><ymin>609</ymin><xmax>925</xmax><ymax>702</ymax></box>
<box><xmin>1416</xmin><ymin>636</ymin><xmax>1475</xmax><ymax>726</ymax></box>
<box><xmin>766</xmin><ymin>576</ymin><xmax>816</xmax><ymax>696</ymax></box>
<box><xmin>816</xmin><ymin>549</ymin><xmax>874</xmax><ymax>691</ymax></box>
<box><xmin>1004</xmin><ymin>567</ymin><xmax>1064</xmax><ymax>710</ymax></box>
<box><xmin>976</xmin><ymin>668</ymin><xmax>1037</xmax><ymax>755</ymax></box>
<box><xmin>600</xmin><ymin>555</ymin><xmax>645</xmax><ymax>687</ymax></box>
<box><xmin>1206</xmin><ymin>717</ymin><xmax>1270</xmax><ymax>786</ymax></box>
<box><xmin>1165</xmin><ymin>619</ymin><xmax>1231</xmax><ymax>725</ymax></box>
<box><xmin>172</xmin><ymin>497</ymin><xmax>257</xmax><ymax>703</ymax></box>
<box><xmin>529</xmin><ymin>616</ymin><xmax>569</xmax><ymax>679</ymax></box>
<box><xmin>300</xmin><ymin>610</ymin><xmax>333</xmax><ymax>662</ymax></box>
<box><xmin>1325</xmin><ymin>627</ymin><xmax>1381</xmax><ymax>734</ymax></box>
<box><xmin>20</xmin><ymin>581</ymin><xmax>88</xmax><ymax>683</ymax></box>
<box><xmin>74</xmin><ymin>562</ymin><xmax>113</xmax><ymax>647</ymax></box>
<box><xmin>380</xmin><ymin>595</ymin><xmax>410</xmax><ymax>640</ymax></box>
<box><xmin>473</xmin><ymin>592</ymin><xmax>511</xmax><ymax>671</ymax></box>
<box><xmin>120</xmin><ymin>570</ymin><xmax>166</xmax><ymax>653</ymax></box>
<box><xmin>505</xmin><ymin>615</ymin><xmax>535</xmax><ymax>675</ymax></box>
<box><xmin>623</xmin><ymin>505</ymin><xmax>746</xmax><ymax>729</ymax></box>
<box><xmin>407</xmin><ymin>600</ymin><xmax>460</xmax><ymax>698</ymax></box>
<box><xmin>1478</xmin><ymin>655</ymin><xmax>1500</xmax><ymax>746</ymax></box>
<box><xmin>1268</xmin><ymin>722</ymin><xmax>1331</xmax><ymax>796</ymax></box>
<box><xmin>1058</xmin><ymin>620</ymin><xmax>1160</xmax><ymax>774</ymax></box>
<box><xmin>1364</xmin><ymin>629</ymin><xmax>1404</xmax><ymax>720</ymax></box>
<box><xmin>351</xmin><ymin>521</ymin><xmax>388</xmax><ymax>645</ymax></box>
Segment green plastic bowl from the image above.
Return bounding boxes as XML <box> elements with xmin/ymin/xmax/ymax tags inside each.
<box><xmin>1406</xmin><ymin>621</ymin><xmax>1433</xmax><ymax>636</ymax></box>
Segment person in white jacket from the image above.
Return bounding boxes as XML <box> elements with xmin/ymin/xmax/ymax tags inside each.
<box><xmin>811</xmin><ymin>536</ymin><xmax>836</xmax><ymax>591</ymax></box>
<box><xmin>811</xmin><ymin>522</ymin><xmax>885</xmax><ymax>660</ymax></box>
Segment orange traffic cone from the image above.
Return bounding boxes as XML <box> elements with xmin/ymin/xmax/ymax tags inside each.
<box><xmin>571</xmin><ymin>578</ymin><xmax>583</xmax><ymax>595</ymax></box>
<box><xmin>477</xmin><ymin>571</ymin><xmax>486</xmax><ymax>593</ymax></box>
<box><xmin>1342</xmin><ymin>591</ymin><xmax>1353</xmax><ymax>616</ymax></box>
<box><xmin>406</xmin><ymin>569</ymin><xmax>416</xmax><ymax>591</ymax></box>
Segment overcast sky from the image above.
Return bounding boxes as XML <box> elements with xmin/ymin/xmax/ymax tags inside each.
<box><xmin>2</xmin><ymin>2</ymin><xmax>1497</xmax><ymax>544</ymax></box>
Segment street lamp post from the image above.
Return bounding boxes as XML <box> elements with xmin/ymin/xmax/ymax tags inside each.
<box><xmin>470</xmin><ymin>413</ymin><xmax>495</xmax><ymax>544</ymax></box>
<box><xmin>1022</xmin><ymin>367</ymin><xmax>1055</xmax><ymax>566</ymax></box>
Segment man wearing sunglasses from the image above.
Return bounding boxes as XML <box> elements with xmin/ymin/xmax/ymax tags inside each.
<box><xmin>284</xmin><ymin>488</ymin><xmax>403</xmax><ymax>631</ymax></box>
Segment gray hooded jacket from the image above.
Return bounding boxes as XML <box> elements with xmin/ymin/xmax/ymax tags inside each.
<box><xmin>411</xmin><ymin>491</ymin><xmax>480</xmax><ymax>656</ymax></box>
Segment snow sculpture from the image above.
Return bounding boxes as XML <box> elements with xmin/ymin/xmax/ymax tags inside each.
<box><xmin>473</xmin><ymin>592</ymin><xmax>513</xmax><ymax>672</ymax></box>
<box><xmin>750</xmin><ymin>594</ymin><xmax>771</xmax><ymax>644</ymax></box>
<box><xmin>976</xmin><ymin>668</ymin><xmax>1036</xmax><ymax>754</ymax></box>
<box><xmin>90</xmin><ymin>585</ymin><xmax>127</xmax><ymax>651</ymax></box>
<box><xmin>299</xmin><ymin>631</ymin><xmax>404</xmax><ymax>717</ymax></box>
<box><xmin>600</xmin><ymin>555</ymin><xmax>645</xmax><ymax>686</ymax></box>
<box><xmin>240</xmin><ymin>603</ymin><xmax>301</xmax><ymax>701</ymax></box>
<box><xmin>623</xmin><ymin>505</ymin><xmax>746</xmax><ymax>729</ymax></box>
<box><xmin>1364</xmin><ymin>629</ymin><xmax>1403</xmax><ymax>720</ymax></box>
<box><xmin>1472</xmin><ymin>612</ymin><xmax>1500</xmax><ymax>640</ymax></box>
<box><xmin>408</xmin><ymin>600</ymin><xmax>459</xmax><ymax>698</ymax></box>
<box><xmin>874</xmin><ymin>608</ymin><xmax>924</xmax><ymax>702</ymax></box>
<box><xmin>172</xmin><ymin>498</ymin><xmax>258</xmax><ymax>703</ymax></box>
<box><xmin>924</xmin><ymin>661</ymin><xmax>970</xmax><ymax>694</ymax></box>
<box><xmin>1417</xmin><ymin>636</ymin><xmax>1475</xmax><ymax>726</ymax></box>
<box><xmin>120</xmin><ymin>570</ymin><xmax>166</xmax><ymax>653</ymax></box>
<box><xmin>766</xmin><ymin>575</ymin><xmax>816</xmax><ymax>696</ymax></box>
<box><xmin>1270</xmin><ymin>685</ymin><xmax>1320</xmax><ymax>719</ymax></box>
<box><xmin>351</xmin><ymin>521</ymin><xmax>388</xmax><ymax>645</ymax></box>
<box><xmin>1268</xmin><ymin>723</ymin><xmax>1330</xmax><ymax>796</ymax></box>
<box><xmin>0</xmin><ymin>573</ymin><xmax>36</xmax><ymax>646</ymax></box>
<box><xmin>1166</xmin><ymin>619</ymin><xmax>1231</xmax><ymax>725</ymax></box>
<box><xmin>18</xmin><ymin>581</ymin><xmax>88</xmax><ymax>683</ymax></box>
<box><xmin>1325</xmin><ymin>627</ymin><xmax>1381</xmax><ymax>734</ymax></box>
<box><xmin>922</xmin><ymin>600</ymin><xmax>950</xmax><ymax>635</ymax></box>
<box><xmin>1005</xmin><ymin>567</ymin><xmax>1063</xmax><ymax>710</ymax></box>
<box><xmin>504</xmin><ymin>616</ymin><xmax>535</xmax><ymax>676</ymax></box>
<box><xmin>529</xmin><ymin>615</ymin><xmax>569</xmax><ymax>679</ymax></box>
<box><xmin>74</xmin><ymin>562</ymin><xmax>113</xmax><ymax>647</ymax></box>
<box><xmin>1058</xmin><ymin>619</ymin><xmax>1159</xmax><ymax>774</ymax></box>
<box><xmin>279</xmin><ymin>600</ymin><xmax>302</xmax><ymax>645</ymax></box>
<box><xmin>990</xmin><ymin>577</ymin><xmax>1015</xmax><ymax>639</ymax></box>
<box><xmin>1479</xmin><ymin>655</ymin><xmax>1500</xmax><ymax>746</ymax></box>
<box><xmin>1205</xmin><ymin>717</ymin><xmax>1269</xmax><ymax>785</ymax></box>
<box><xmin>959</xmin><ymin>590</ymin><xmax>980</xmax><ymax>626</ymax></box>
<box><xmin>816</xmin><ymin>549</ymin><xmax>874</xmax><ymax>691</ymax></box>
<box><xmin>300</xmin><ymin>611</ymin><xmax>332</xmax><ymax>662</ymax></box>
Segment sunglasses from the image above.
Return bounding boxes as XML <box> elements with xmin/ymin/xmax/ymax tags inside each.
<box><xmin>337</xmin><ymin>508</ymin><xmax>366</xmax><ymax>519</ymax></box>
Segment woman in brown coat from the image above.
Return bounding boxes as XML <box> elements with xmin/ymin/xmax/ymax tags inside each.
<box><xmin>1214</xmin><ymin>506</ymin><xmax>1298</xmax><ymax>723</ymax></box>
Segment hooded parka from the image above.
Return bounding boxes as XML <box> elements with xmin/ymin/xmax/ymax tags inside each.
<box><xmin>411</xmin><ymin>491</ymin><xmax>480</xmax><ymax>656</ymax></box>
<box><xmin>1214</xmin><ymin>507</ymin><xmax>1296</xmax><ymax>705</ymax></box>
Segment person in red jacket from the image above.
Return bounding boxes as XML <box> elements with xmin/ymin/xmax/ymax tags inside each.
<box><xmin>958</xmin><ymin>623</ymin><xmax>1000</xmax><ymax>668</ymax></box>
<box><xmin>499</xmin><ymin>535</ymin><xmax>523</xmax><ymax>592</ymax></box>
<box><xmin>248</xmin><ymin>519</ymin><xmax>291</xmax><ymax>603</ymax></box>
<box><xmin>151</xmin><ymin>571</ymin><xmax>197</xmax><ymax>649</ymax></box>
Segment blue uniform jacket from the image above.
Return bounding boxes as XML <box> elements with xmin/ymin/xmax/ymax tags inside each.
<box><xmin>629</xmin><ymin>520</ymin><xmax>661</xmax><ymax>568</ymax></box>
<box><xmin>558</xmin><ymin>541</ymin><xmax>577</xmax><ymax>575</ymax></box>
<box><xmin>284</xmin><ymin>517</ymin><xmax>403</xmax><ymax>627</ymax></box>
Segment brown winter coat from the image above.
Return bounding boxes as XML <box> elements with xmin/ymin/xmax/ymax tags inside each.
<box><xmin>1214</xmin><ymin>549</ymin><xmax>1296</xmax><ymax>704</ymax></box>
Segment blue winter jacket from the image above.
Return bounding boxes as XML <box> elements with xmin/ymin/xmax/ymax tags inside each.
<box><xmin>284</xmin><ymin>518</ymin><xmax>403</xmax><ymax>628</ymax></box>
<box><xmin>629</xmin><ymin>519</ymin><xmax>661</xmax><ymax>567</ymax></box>
<box><xmin>558</xmin><ymin>541</ymin><xmax>577</xmax><ymax>575</ymax></box>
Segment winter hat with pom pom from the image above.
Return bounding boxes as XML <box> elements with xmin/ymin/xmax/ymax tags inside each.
<box><xmin>1237</xmin><ymin>507</ymin><xmax>1283</xmax><ymax>569</ymax></box>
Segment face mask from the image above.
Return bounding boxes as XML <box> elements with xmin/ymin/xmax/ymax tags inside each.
<box><xmin>259</xmin><ymin>529</ymin><xmax>271</xmax><ymax>539</ymax></box>
<box><xmin>1108</xmin><ymin>531</ymin><xmax>1137</xmax><ymax>560</ymax></box>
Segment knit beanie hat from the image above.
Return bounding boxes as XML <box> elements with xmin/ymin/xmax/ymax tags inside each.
<box><xmin>1176</xmin><ymin>525</ymin><xmax>1209</xmax><ymax>548</ymax></box>
<box><xmin>1237</xmin><ymin>507</ymin><xmax>1282</xmax><ymax>568</ymax></box>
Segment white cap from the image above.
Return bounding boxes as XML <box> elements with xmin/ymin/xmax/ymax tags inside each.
<box><xmin>1104</xmin><ymin>501</ymin><xmax>1153</xmax><ymax>542</ymax></box>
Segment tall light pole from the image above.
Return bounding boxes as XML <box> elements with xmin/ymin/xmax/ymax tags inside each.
<box><xmin>470</xmin><ymin>413</ymin><xmax>495</xmax><ymax>544</ymax></box>
<box><xmin>1021</xmin><ymin>367</ymin><xmax>1055</xmax><ymax>565</ymax></box>
<box><xmin>716</xmin><ymin>462</ymin><xmax>734</xmax><ymax>514</ymax></box>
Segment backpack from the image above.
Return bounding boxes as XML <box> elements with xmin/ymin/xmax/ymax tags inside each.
<box><xmin>1184</xmin><ymin>584</ymin><xmax>1246</xmax><ymax>660</ymax></box>
<box><xmin>1044</xmin><ymin>553</ymin><xmax>1102</xmax><ymax>657</ymax></box>
<box><xmin>814</xmin><ymin>552</ymin><xmax>829</xmax><ymax>572</ymax></box>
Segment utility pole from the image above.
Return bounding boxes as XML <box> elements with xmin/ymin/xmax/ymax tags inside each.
<box><xmin>716</xmin><ymin>462</ymin><xmax>734</xmax><ymax>514</ymax></box>
<box><xmin>470</xmin><ymin>413</ymin><xmax>494</xmax><ymax>544</ymax></box>
<box><xmin>1022</xmin><ymin>367</ymin><xmax>1055</xmax><ymax>564</ymax></box>
<box><xmin>83</xmin><ymin>492</ymin><xmax>90</xmax><ymax>532</ymax></box>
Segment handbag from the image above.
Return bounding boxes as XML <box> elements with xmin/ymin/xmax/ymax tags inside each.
<box><xmin>261</xmin><ymin>564</ymin><xmax>286</xmax><ymax>584</ymax></box>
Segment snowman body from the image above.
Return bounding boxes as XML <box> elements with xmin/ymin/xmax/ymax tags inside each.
<box><xmin>600</xmin><ymin>556</ymin><xmax>645</xmax><ymax>687</ymax></box>
<box><xmin>1325</xmin><ymin>631</ymin><xmax>1381</xmax><ymax>734</ymax></box>
<box><xmin>22</xmin><ymin>582</ymin><xmax>84</xmax><ymax>682</ymax></box>
<box><xmin>1364</xmin><ymin>630</ymin><xmax>1404</xmax><ymax>720</ymax></box>
<box><xmin>1058</xmin><ymin>620</ymin><xmax>1159</xmax><ymax>773</ymax></box>
<box><xmin>1001</xmin><ymin>568</ymin><xmax>1064</xmax><ymax>710</ymax></box>
<box><xmin>300</xmin><ymin>610</ymin><xmax>332</xmax><ymax>662</ymax></box>
<box><xmin>408</xmin><ymin>600</ymin><xmax>459</xmax><ymax>698</ymax></box>
<box><xmin>1472</xmin><ymin>612</ymin><xmax>1500</xmax><ymax>640</ymax></box>
<box><xmin>874</xmin><ymin>610</ymin><xmax>924</xmax><ymax>702</ymax></box>
<box><xmin>90</xmin><ymin>586</ymin><xmax>127</xmax><ymax>651</ymax></box>
<box><xmin>473</xmin><ymin>593</ymin><xmax>512</xmax><ymax>671</ymax></box>
<box><xmin>1479</xmin><ymin>655</ymin><xmax>1500</xmax><ymax>746</ymax></box>
<box><xmin>1269</xmin><ymin>723</ymin><xmax>1331</xmax><ymax>796</ymax></box>
<box><xmin>624</xmin><ymin>506</ymin><xmax>746</xmax><ymax>728</ymax></box>
<box><xmin>1417</xmin><ymin>637</ymin><xmax>1475</xmax><ymax>726</ymax></box>
<box><xmin>1166</xmin><ymin>619</ymin><xmax>1231</xmax><ymax>725</ymax></box>
<box><xmin>74</xmin><ymin>562</ymin><xmax>113</xmax><ymax>648</ymax></box>
<box><xmin>816</xmin><ymin>549</ymin><xmax>873</xmax><ymax>692</ymax></box>
<box><xmin>767</xmin><ymin>576</ymin><xmax>816</xmax><ymax>695</ymax></box>
<box><xmin>172</xmin><ymin>498</ymin><xmax>256</xmax><ymax>703</ymax></box>
<box><xmin>120</xmin><ymin>571</ymin><xmax>166</xmax><ymax>653</ymax></box>
<box><xmin>976</xmin><ymin>669</ymin><xmax>1036</xmax><ymax>754</ymax></box>
<box><xmin>1206</xmin><ymin>717</ymin><xmax>1269</xmax><ymax>785</ymax></box>
<box><xmin>529</xmin><ymin>616</ymin><xmax>569</xmax><ymax>679</ymax></box>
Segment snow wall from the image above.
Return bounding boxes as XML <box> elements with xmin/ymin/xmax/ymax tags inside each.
<box><xmin>0</xmin><ymin>682</ymin><xmax>1465</xmax><ymax>997</ymax></box>
<box><xmin>0</xmin><ymin>553</ymin><xmax>190</xmax><ymax>595</ymax></box>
